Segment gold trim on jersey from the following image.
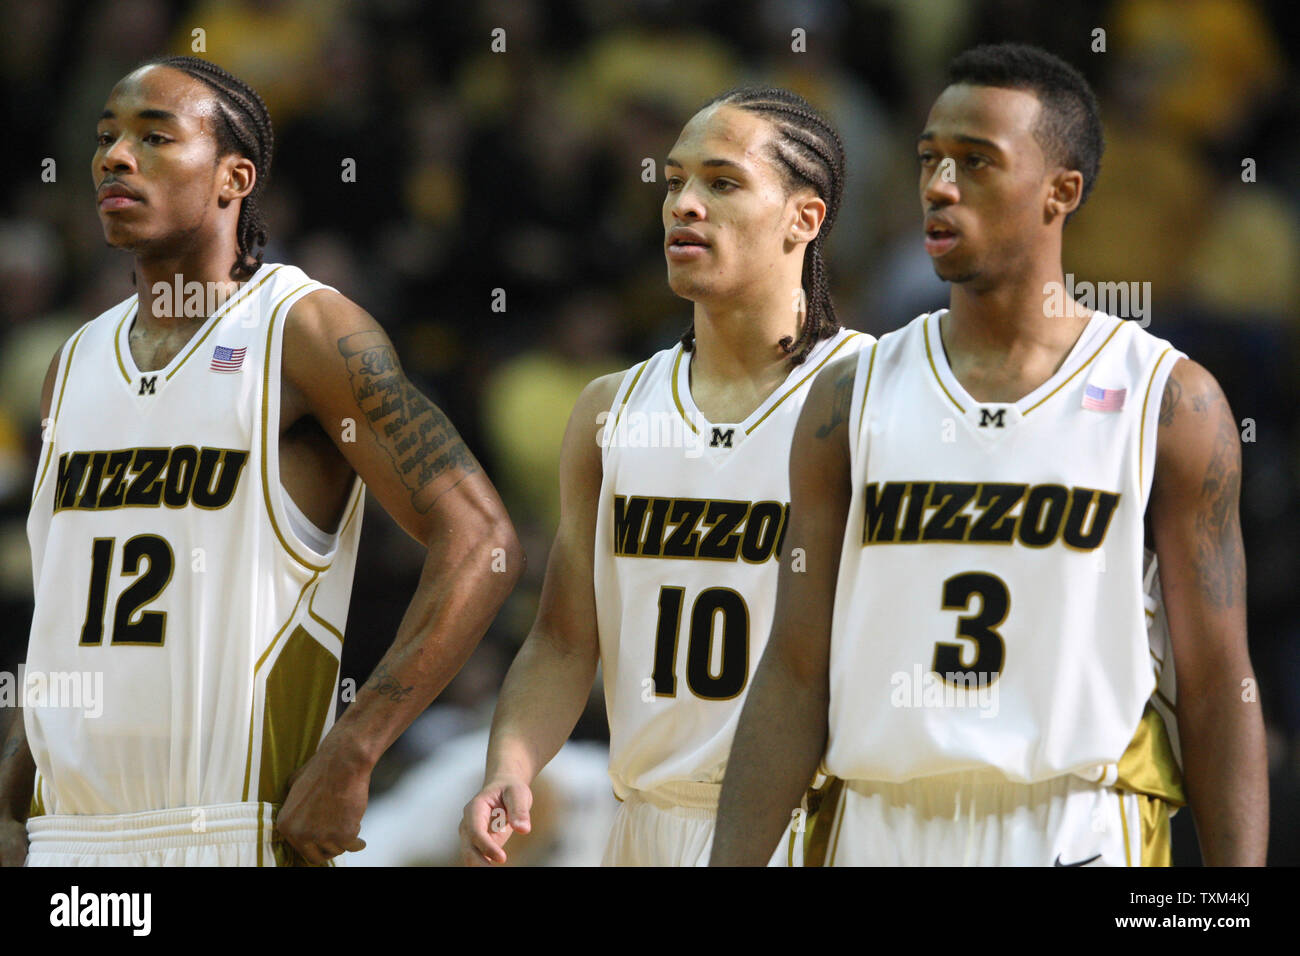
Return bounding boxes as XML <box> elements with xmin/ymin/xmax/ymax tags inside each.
<box><xmin>610</xmin><ymin>360</ymin><xmax>649</xmax><ymax>435</ymax></box>
<box><xmin>31</xmin><ymin>322</ymin><xmax>91</xmax><ymax>504</ymax></box>
<box><xmin>29</xmin><ymin>773</ymin><xmax>46</xmax><ymax>818</ymax></box>
<box><xmin>1139</xmin><ymin>348</ymin><xmax>1176</xmax><ymax>492</ymax></box>
<box><xmin>1154</xmin><ymin>688</ymin><xmax>1176</xmax><ymax>715</ymax></box>
<box><xmin>924</xmin><ymin>313</ymin><xmax>966</xmax><ymax>413</ymax></box>
<box><xmin>1021</xmin><ymin>319</ymin><xmax>1125</xmax><ymax>414</ymax></box>
<box><xmin>165</xmin><ymin>266</ymin><xmax>284</xmax><ymax>380</ymax></box>
<box><xmin>669</xmin><ymin>349</ymin><xmax>699</xmax><ymax>435</ymax></box>
<box><xmin>800</xmin><ymin>775</ymin><xmax>844</xmax><ymax>867</ymax></box>
<box><xmin>825</xmin><ymin>779</ymin><xmax>848</xmax><ymax>866</ymax></box>
<box><xmin>668</xmin><ymin>333</ymin><xmax>863</xmax><ymax>437</ymax></box>
<box><xmin>923</xmin><ymin>312</ymin><xmax>1127</xmax><ymax>416</ymax></box>
<box><xmin>259</xmin><ymin>281</ymin><xmax>354</xmax><ymax>573</ymax></box>
<box><xmin>257</xmin><ymin>623</ymin><xmax>340</xmax><ymax>804</ymax></box>
<box><xmin>111</xmin><ymin>266</ymin><xmax>283</xmax><ymax>385</ymax></box>
<box><xmin>745</xmin><ymin>332</ymin><xmax>864</xmax><ymax>434</ymax></box>
<box><xmin>857</xmin><ymin>342</ymin><xmax>878</xmax><ymax>425</ymax></box>
<box><xmin>1138</xmin><ymin>793</ymin><xmax>1172</xmax><ymax>866</ymax></box>
<box><xmin>242</xmin><ymin>573</ymin><xmax>319</xmax><ymax>801</ymax></box>
<box><xmin>1115</xmin><ymin>702</ymin><xmax>1186</xmax><ymax>806</ymax></box>
<box><xmin>307</xmin><ymin>583</ymin><xmax>345</xmax><ymax>645</ymax></box>
<box><xmin>112</xmin><ymin>301</ymin><xmax>141</xmax><ymax>384</ymax></box>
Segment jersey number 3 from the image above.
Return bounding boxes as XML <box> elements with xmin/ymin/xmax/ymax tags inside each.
<box><xmin>933</xmin><ymin>571</ymin><xmax>1008</xmax><ymax>685</ymax></box>
<box><xmin>79</xmin><ymin>535</ymin><xmax>175</xmax><ymax>646</ymax></box>
<box><xmin>652</xmin><ymin>586</ymin><xmax>749</xmax><ymax>700</ymax></box>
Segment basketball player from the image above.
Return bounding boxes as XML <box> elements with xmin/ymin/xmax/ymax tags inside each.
<box><xmin>459</xmin><ymin>88</ymin><xmax>870</xmax><ymax>866</ymax></box>
<box><xmin>712</xmin><ymin>44</ymin><xmax>1267</xmax><ymax>866</ymax></box>
<box><xmin>0</xmin><ymin>56</ymin><xmax>522</xmax><ymax>866</ymax></box>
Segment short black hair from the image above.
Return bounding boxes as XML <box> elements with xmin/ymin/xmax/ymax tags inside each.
<box><xmin>946</xmin><ymin>43</ymin><xmax>1104</xmax><ymax>219</ymax></box>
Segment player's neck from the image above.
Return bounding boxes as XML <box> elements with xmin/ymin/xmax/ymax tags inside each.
<box><xmin>944</xmin><ymin>266</ymin><xmax>1093</xmax><ymax>359</ymax></box>
<box><xmin>689</xmin><ymin>296</ymin><xmax>803</xmax><ymax>387</ymax></box>
<box><xmin>131</xmin><ymin>241</ymin><xmax>247</xmax><ymax>331</ymax></box>
<box><xmin>938</xmin><ymin>266</ymin><xmax>1094</xmax><ymax>404</ymax></box>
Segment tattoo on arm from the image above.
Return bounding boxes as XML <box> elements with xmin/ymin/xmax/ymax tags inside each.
<box><xmin>0</xmin><ymin>735</ymin><xmax>20</xmax><ymax>765</ymax></box>
<box><xmin>1158</xmin><ymin>375</ymin><xmax>1182</xmax><ymax>426</ymax></box>
<box><xmin>338</xmin><ymin>331</ymin><xmax>480</xmax><ymax>512</ymax></box>
<box><xmin>1191</xmin><ymin>384</ymin><xmax>1246</xmax><ymax>610</ymax></box>
<box><xmin>365</xmin><ymin>663</ymin><xmax>415</xmax><ymax>704</ymax></box>
<box><xmin>815</xmin><ymin>369</ymin><xmax>854</xmax><ymax>439</ymax></box>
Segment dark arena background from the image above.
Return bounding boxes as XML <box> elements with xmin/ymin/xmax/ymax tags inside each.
<box><xmin>0</xmin><ymin>0</ymin><xmax>1296</xmax><ymax>872</ymax></box>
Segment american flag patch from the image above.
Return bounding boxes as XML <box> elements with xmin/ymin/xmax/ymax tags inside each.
<box><xmin>1082</xmin><ymin>383</ymin><xmax>1126</xmax><ymax>411</ymax></box>
<box><xmin>210</xmin><ymin>345</ymin><xmax>247</xmax><ymax>373</ymax></box>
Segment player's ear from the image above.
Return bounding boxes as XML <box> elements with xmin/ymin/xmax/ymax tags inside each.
<box><xmin>218</xmin><ymin>155</ymin><xmax>256</xmax><ymax>205</ymax></box>
<box><xmin>1045</xmin><ymin>168</ymin><xmax>1083</xmax><ymax>224</ymax></box>
<box><xmin>790</xmin><ymin>190</ymin><xmax>826</xmax><ymax>245</ymax></box>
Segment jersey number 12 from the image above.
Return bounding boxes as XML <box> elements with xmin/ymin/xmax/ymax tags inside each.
<box><xmin>79</xmin><ymin>534</ymin><xmax>174</xmax><ymax>646</ymax></box>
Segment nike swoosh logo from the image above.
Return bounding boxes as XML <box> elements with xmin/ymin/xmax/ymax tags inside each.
<box><xmin>1054</xmin><ymin>853</ymin><xmax>1101</xmax><ymax>867</ymax></box>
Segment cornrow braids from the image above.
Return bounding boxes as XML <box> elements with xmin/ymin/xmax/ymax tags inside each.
<box><xmin>142</xmin><ymin>55</ymin><xmax>274</xmax><ymax>280</ymax></box>
<box><xmin>678</xmin><ymin>86</ymin><xmax>847</xmax><ymax>367</ymax></box>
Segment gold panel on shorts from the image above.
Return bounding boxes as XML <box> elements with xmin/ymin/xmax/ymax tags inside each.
<box><xmin>257</xmin><ymin>625</ymin><xmax>338</xmax><ymax>805</ymax></box>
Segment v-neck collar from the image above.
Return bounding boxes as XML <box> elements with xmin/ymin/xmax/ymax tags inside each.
<box><xmin>923</xmin><ymin>309</ymin><xmax>1122</xmax><ymax>416</ymax></box>
<box><xmin>671</xmin><ymin>330</ymin><xmax>862</xmax><ymax>436</ymax></box>
<box><xmin>112</xmin><ymin>263</ymin><xmax>277</xmax><ymax>386</ymax></box>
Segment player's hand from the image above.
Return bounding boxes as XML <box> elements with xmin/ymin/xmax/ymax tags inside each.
<box><xmin>275</xmin><ymin>736</ymin><xmax>371</xmax><ymax>865</ymax></box>
<box><xmin>459</xmin><ymin>776</ymin><xmax>533</xmax><ymax>866</ymax></box>
<box><xmin>0</xmin><ymin>816</ymin><xmax>28</xmax><ymax>867</ymax></box>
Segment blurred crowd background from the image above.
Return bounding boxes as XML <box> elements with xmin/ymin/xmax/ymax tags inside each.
<box><xmin>1</xmin><ymin>0</ymin><xmax>1296</xmax><ymax>864</ymax></box>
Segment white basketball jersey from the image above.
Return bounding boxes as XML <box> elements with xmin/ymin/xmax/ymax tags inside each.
<box><xmin>25</xmin><ymin>262</ymin><xmax>365</xmax><ymax>816</ymax></box>
<box><xmin>594</xmin><ymin>328</ymin><xmax>870</xmax><ymax>798</ymax></box>
<box><xmin>826</xmin><ymin>309</ymin><xmax>1185</xmax><ymax>789</ymax></box>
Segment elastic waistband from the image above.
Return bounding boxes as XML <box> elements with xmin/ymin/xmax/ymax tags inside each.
<box><xmin>27</xmin><ymin>801</ymin><xmax>276</xmax><ymax>855</ymax></box>
<box><xmin>845</xmin><ymin>769</ymin><xmax>1098</xmax><ymax>799</ymax></box>
<box><xmin>626</xmin><ymin>780</ymin><xmax>722</xmax><ymax>811</ymax></box>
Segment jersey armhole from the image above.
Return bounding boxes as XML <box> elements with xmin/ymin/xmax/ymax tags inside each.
<box><xmin>846</xmin><ymin>342</ymin><xmax>877</xmax><ymax>475</ymax></box>
<box><xmin>261</xmin><ymin>280</ymin><xmax>358</xmax><ymax>572</ymax></box>
<box><xmin>29</xmin><ymin>321</ymin><xmax>93</xmax><ymax>506</ymax></box>
<box><xmin>601</xmin><ymin>359</ymin><xmax>649</xmax><ymax>470</ymax></box>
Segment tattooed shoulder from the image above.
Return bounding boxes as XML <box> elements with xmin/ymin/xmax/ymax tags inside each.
<box><xmin>1158</xmin><ymin>373</ymin><xmax>1182</xmax><ymax>426</ymax></box>
<box><xmin>814</xmin><ymin>366</ymin><xmax>855</xmax><ymax>439</ymax></box>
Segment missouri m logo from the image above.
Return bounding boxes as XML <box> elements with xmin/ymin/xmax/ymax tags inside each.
<box><xmin>978</xmin><ymin>408</ymin><xmax>1006</xmax><ymax>428</ymax></box>
<box><xmin>138</xmin><ymin>375</ymin><xmax>157</xmax><ymax>396</ymax></box>
<box><xmin>710</xmin><ymin>427</ymin><xmax>734</xmax><ymax>448</ymax></box>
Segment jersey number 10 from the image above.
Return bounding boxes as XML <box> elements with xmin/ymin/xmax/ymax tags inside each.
<box><xmin>651</xmin><ymin>586</ymin><xmax>749</xmax><ymax>700</ymax></box>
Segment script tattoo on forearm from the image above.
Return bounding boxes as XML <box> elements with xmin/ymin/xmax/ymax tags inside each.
<box><xmin>815</xmin><ymin>368</ymin><xmax>854</xmax><ymax>439</ymax></box>
<box><xmin>365</xmin><ymin>663</ymin><xmax>415</xmax><ymax>703</ymax></box>
<box><xmin>338</xmin><ymin>331</ymin><xmax>479</xmax><ymax>512</ymax></box>
<box><xmin>1191</xmin><ymin>384</ymin><xmax>1246</xmax><ymax>610</ymax></box>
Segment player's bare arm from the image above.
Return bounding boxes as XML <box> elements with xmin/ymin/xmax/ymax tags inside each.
<box><xmin>459</xmin><ymin>373</ymin><xmax>618</xmax><ymax>865</ymax></box>
<box><xmin>1149</xmin><ymin>358</ymin><xmax>1267</xmax><ymax>865</ymax></box>
<box><xmin>273</xmin><ymin>289</ymin><xmax>525</xmax><ymax>864</ymax></box>
<box><xmin>711</xmin><ymin>353</ymin><xmax>856</xmax><ymax>865</ymax></box>
<box><xmin>0</xmin><ymin>345</ymin><xmax>63</xmax><ymax>866</ymax></box>
<box><xmin>0</xmin><ymin>716</ymin><xmax>36</xmax><ymax>867</ymax></box>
